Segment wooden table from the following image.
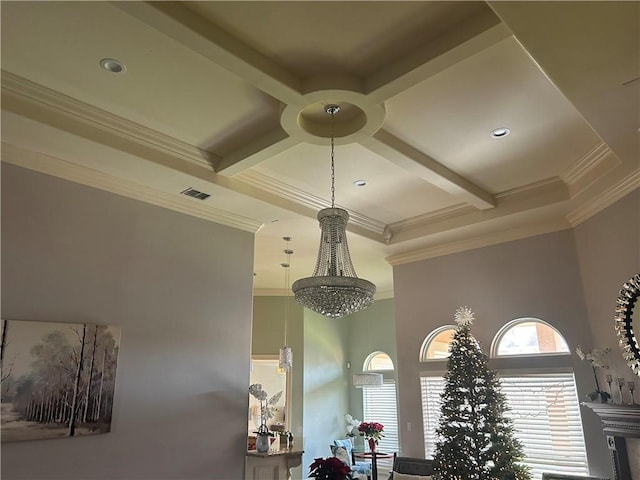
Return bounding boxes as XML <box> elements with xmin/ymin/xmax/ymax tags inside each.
<box><xmin>353</xmin><ymin>451</ymin><xmax>395</xmax><ymax>480</ymax></box>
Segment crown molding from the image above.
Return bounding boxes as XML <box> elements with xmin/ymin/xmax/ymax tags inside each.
<box><xmin>235</xmin><ymin>170</ymin><xmax>387</xmax><ymax>235</ymax></box>
<box><xmin>382</xmin><ymin>169</ymin><xmax>639</xmax><ymax>266</ymax></box>
<box><xmin>561</xmin><ymin>142</ymin><xmax>621</xmax><ymax>197</ymax></box>
<box><xmin>386</xmin><ymin>176</ymin><xmax>568</xmax><ymax>244</ymax></box>
<box><xmin>493</xmin><ymin>176</ymin><xmax>565</xmax><ymax>200</ymax></box>
<box><xmin>1</xmin><ymin>71</ymin><xmax>219</xmax><ymax>170</ymax></box>
<box><xmin>2</xmin><ymin>142</ymin><xmax>263</xmax><ymax>234</ymax></box>
<box><xmin>388</xmin><ymin>203</ymin><xmax>476</xmax><ymax>233</ymax></box>
<box><xmin>566</xmin><ymin>169</ymin><xmax>640</xmax><ymax>226</ymax></box>
<box><xmin>386</xmin><ymin>216</ymin><xmax>572</xmax><ymax>266</ymax></box>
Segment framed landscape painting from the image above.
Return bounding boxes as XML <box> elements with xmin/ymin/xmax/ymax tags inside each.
<box><xmin>1</xmin><ymin>319</ymin><xmax>121</xmax><ymax>442</ymax></box>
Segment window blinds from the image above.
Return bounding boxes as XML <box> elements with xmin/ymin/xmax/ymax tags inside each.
<box><xmin>363</xmin><ymin>380</ymin><xmax>399</xmax><ymax>454</ymax></box>
<box><xmin>420</xmin><ymin>373</ymin><xmax>588</xmax><ymax>480</ymax></box>
<box><xmin>500</xmin><ymin>373</ymin><xmax>589</xmax><ymax>478</ymax></box>
<box><xmin>420</xmin><ymin>376</ymin><xmax>445</xmax><ymax>459</ymax></box>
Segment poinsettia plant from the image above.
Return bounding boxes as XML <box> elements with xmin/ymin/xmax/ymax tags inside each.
<box><xmin>358</xmin><ymin>421</ymin><xmax>384</xmax><ymax>442</ymax></box>
<box><xmin>308</xmin><ymin>456</ymin><xmax>351</xmax><ymax>480</ymax></box>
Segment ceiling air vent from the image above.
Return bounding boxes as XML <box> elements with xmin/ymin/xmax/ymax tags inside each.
<box><xmin>180</xmin><ymin>187</ymin><xmax>212</xmax><ymax>201</ymax></box>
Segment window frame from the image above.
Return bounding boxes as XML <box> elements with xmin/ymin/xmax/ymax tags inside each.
<box><xmin>419</xmin><ymin>325</ymin><xmax>458</xmax><ymax>362</ymax></box>
<box><xmin>364</xmin><ymin>351</ymin><xmax>394</xmax><ymax>372</ymax></box>
<box><xmin>362</xmin><ymin>350</ymin><xmax>399</xmax><ymax>462</ymax></box>
<box><xmin>490</xmin><ymin>318</ymin><xmax>571</xmax><ymax>359</ymax></box>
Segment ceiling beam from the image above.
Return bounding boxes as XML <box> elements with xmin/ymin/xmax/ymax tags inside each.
<box><xmin>2</xmin><ymin>71</ymin><xmax>386</xmax><ymax>243</ymax></box>
<box><xmin>113</xmin><ymin>1</ymin><xmax>304</xmax><ymax>105</ymax></box>
<box><xmin>365</xmin><ymin>13</ymin><xmax>511</xmax><ymax>103</ymax></box>
<box><xmin>362</xmin><ymin>129</ymin><xmax>495</xmax><ymax>210</ymax></box>
<box><xmin>216</xmin><ymin>127</ymin><xmax>298</xmax><ymax>176</ymax></box>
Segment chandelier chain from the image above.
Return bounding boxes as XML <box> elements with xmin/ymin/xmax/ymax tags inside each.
<box><xmin>330</xmin><ymin>108</ymin><xmax>335</xmax><ymax>209</ymax></box>
<box><xmin>284</xmin><ymin>241</ymin><xmax>291</xmax><ymax>345</ymax></box>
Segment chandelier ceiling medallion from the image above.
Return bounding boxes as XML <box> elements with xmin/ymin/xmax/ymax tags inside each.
<box><xmin>292</xmin><ymin>105</ymin><xmax>376</xmax><ymax>319</ymax></box>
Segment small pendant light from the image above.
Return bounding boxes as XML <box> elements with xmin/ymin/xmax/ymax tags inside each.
<box><xmin>278</xmin><ymin>237</ymin><xmax>293</xmax><ymax>373</ymax></box>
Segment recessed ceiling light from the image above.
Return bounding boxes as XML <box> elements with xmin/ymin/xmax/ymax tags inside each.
<box><xmin>490</xmin><ymin>127</ymin><xmax>510</xmax><ymax>139</ymax></box>
<box><xmin>100</xmin><ymin>58</ymin><xmax>126</xmax><ymax>74</ymax></box>
<box><xmin>353</xmin><ymin>180</ymin><xmax>367</xmax><ymax>187</ymax></box>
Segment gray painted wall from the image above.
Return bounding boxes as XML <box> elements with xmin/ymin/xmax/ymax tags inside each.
<box><xmin>252</xmin><ymin>297</ymin><xmax>398</xmax><ymax>473</ymax></box>
<box><xmin>573</xmin><ymin>189</ymin><xmax>640</xmax><ymax>476</ymax></box>
<box><xmin>252</xmin><ymin>296</ymin><xmax>304</xmax><ymax>479</ymax></box>
<box><xmin>252</xmin><ymin>298</ymin><xmax>352</xmax><ymax>477</ymax></box>
<box><xmin>574</xmin><ymin>189</ymin><xmax>640</xmax><ymax>377</ymax></box>
<box><xmin>302</xmin><ymin>310</ymin><xmax>350</xmax><ymax>476</ymax></box>
<box><xmin>392</xmin><ymin>227</ymin><xmax>611</xmax><ymax>477</ymax></box>
<box><xmin>347</xmin><ymin>298</ymin><xmax>397</xmax><ymax>427</ymax></box>
<box><xmin>1</xmin><ymin>164</ymin><xmax>255</xmax><ymax>480</ymax></box>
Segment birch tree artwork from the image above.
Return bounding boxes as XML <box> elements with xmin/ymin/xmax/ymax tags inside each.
<box><xmin>1</xmin><ymin>319</ymin><xmax>121</xmax><ymax>443</ymax></box>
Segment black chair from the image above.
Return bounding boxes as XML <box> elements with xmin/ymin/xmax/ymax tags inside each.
<box><xmin>541</xmin><ymin>474</ymin><xmax>609</xmax><ymax>480</ymax></box>
<box><xmin>388</xmin><ymin>456</ymin><xmax>434</xmax><ymax>479</ymax></box>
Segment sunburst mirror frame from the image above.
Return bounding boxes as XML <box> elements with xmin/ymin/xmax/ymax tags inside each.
<box><xmin>614</xmin><ymin>273</ymin><xmax>640</xmax><ymax>377</ymax></box>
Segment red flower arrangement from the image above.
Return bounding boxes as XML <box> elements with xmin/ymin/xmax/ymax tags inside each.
<box><xmin>358</xmin><ymin>421</ymin><xmax>384</xmax><ymax>452</ymax></box>
<box><xmin>308</xmin><ymin>456</ymin><xmax>351</xmax><ymax>480</ymax></box>
<box><xmin>358</xmin><ymin>421</ymin><xmax>384</xmax><ymax>441</ymax></box>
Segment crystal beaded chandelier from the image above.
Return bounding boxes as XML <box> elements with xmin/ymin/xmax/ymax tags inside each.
<box><xmin>292</xmin><ymin>105</ymin><xmax>376</xmax><ymax>319</ymax></box>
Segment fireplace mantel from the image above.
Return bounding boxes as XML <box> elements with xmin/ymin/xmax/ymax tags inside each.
<box><xmin>583</xmin><ymin>402</ymin><xmax>640</xmax><ymax>479</ymax></box>
<box><xmin>583</xmin><ymin>403</ymin><xmax>640</xmax><ymax>438</ymax></box>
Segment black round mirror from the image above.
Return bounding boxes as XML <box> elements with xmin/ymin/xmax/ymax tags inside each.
<box><xmin>614</xmin><ymin>274</ymin><xmax>640</xmax><ymax>377</ymax></box>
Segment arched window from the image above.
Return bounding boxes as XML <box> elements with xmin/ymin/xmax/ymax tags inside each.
<box><xmin>419</xmin><ymin>326</ymin><xmax>457</xmax><ymax>361</ymax></box>
<box><xmin>361</xmin><ymin>351</ymin><xmax>398</xmax><ymax>460</ymax></box>
<box><xmin>492</xmin><ymin>318</ymin><xmax>569</xmax><ymax>357</ymax></box>
<box><xmin>364</xmin><ymin>351</ymin><xmax>394</xmax><ymax>371</ymax></box>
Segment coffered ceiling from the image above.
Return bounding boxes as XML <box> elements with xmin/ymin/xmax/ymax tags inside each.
<box><xmin>2</xmin><ymin>1</ymin><xmax>638</xmax><ymax>298</ymax></box>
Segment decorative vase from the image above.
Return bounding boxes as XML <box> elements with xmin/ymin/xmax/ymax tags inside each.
<box><xmin>256</xmin><ymin>423</ymin><xmax>271</xmax><ymax>453</ymax></box>
<box><xmin>587</xmin><ymin>390</ymin><xmax>610</xmax><ymax>403</ymax></box>
<box><xmin>256</xmin><ymin>434</ymin><xmax>271</xmax><ymax>453</ymax></box>
<box><xmin>368</xmin><ymin>437</ymin><xmax>377</xmax><ymax>452</ymax></box>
